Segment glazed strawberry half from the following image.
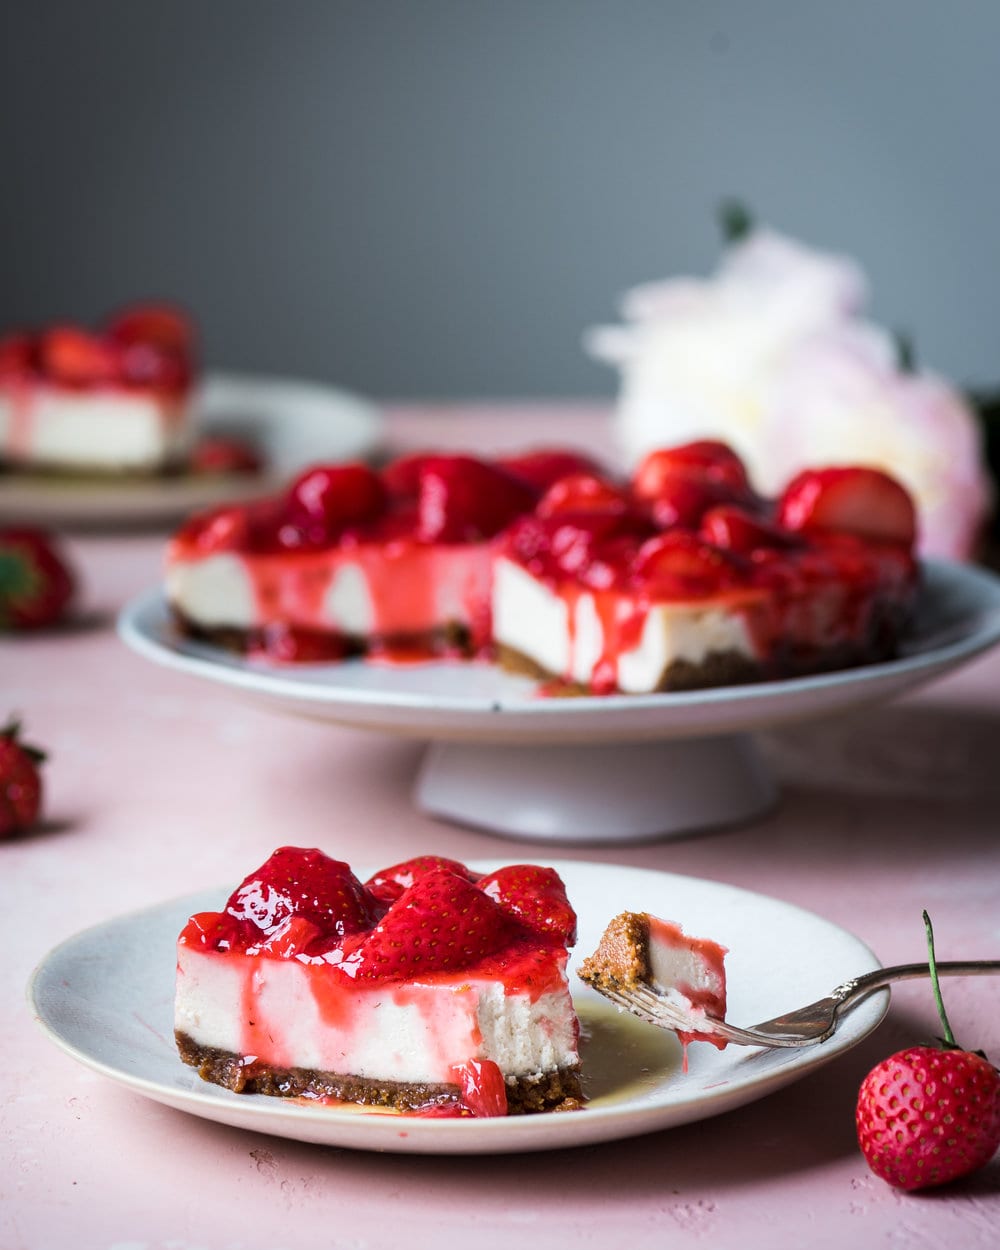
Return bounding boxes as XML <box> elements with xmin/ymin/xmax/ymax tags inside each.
<box><xmin>856</xmin><ymin>912</ymin><xmax>1000</xmax><ymax>1191</ymax></box>
<box><xmin>777</xmin><ymin>466</ymin><xmax>918</xmax><ymax>547</ymax></box>
<box><xmin>0</xmin><ymin>528</ymin><xmax>76</xmax><ymax>631</ymax></box>
<box><xmin>223</xmin><ymin>846</ymin><xmax>381</xmax><ymax>947</ymax></box>
<box><xmin>0</xmin><ymin>718</ymin><xmax>45</xmax><ymax>839</ymax></box>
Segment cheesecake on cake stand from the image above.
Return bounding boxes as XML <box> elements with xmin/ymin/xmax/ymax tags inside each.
<box><xmin>119</xmin><ymin>444</ymin><xmax>1000</xmax><ymax>842</ymax></box>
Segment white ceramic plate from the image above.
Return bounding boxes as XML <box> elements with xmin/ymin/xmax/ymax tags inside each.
<box><xmin>0</xmin><ymin>371</ymin><xmax>383</xmax><ymax>528</ymax></box>
<box><xmin>28</xmin><ymin>860</ymin><xmax>887</xmax><ymax>1155</ymax></box>
<box><xmin>118</xmin><ymin>561</ymin><xmax>1000</xmax><ymax>744</ymax></box>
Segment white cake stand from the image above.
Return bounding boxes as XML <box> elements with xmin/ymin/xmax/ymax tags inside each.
<box><xmin>119</xmin><ymin>562</ymin><xmax>1000</xmax><ymax>843</ymax></box>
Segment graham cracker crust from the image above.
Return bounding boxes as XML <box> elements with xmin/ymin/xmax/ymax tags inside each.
<box><xmin>175</xmin><ymin>1031</ymin><xmax>584</xmax><ymax>1115</ymax></box>
<box><xmin>577</xmin><ymin>912</ymin><xmax>651</xmax><ymax>991</ymax></box>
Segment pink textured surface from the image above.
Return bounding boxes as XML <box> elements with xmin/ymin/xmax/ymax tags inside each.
<box><xmin>4</xmin><ymin>404</ymin><xmax>1000</xmax><ymax>1250</ymax></box>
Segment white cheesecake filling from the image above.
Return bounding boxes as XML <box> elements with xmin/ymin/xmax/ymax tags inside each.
<box><xmin>493</xmin><ymin>556</ymin><xmax>758</xmax><ymax>693</ymax></box>
<box><xmin>166</xmin><ymin>543</ymin><xmax>493</xmax><ymax>638</ymax></box>
<box><xmin>0</xmin><ymin>387</ymin><xmax>191</xmax><ymax>470</ymax></box>
<box><xmin>165</xmin><ymin>554</ymin><xmax>257</xmax><ymax>629</ymax></box>
<box><xmin>175</xmin><ymin>945</ymin><xmax>578</xmax><ymax>1083</ymax></box>
<box><xmin>648</xmin><ymin>930</ymin><xmax>725</xmax><ymax>1004</ymax></box>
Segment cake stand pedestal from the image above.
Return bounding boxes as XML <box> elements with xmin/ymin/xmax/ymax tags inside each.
<box><xmin>414</xmin><ymin>734</ymin><xmax>777</xmax><ymax>842</ymax></box>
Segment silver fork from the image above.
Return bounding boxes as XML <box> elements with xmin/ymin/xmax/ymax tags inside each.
<box><xmin>594</xmin><ymin>960</ymin><xmax>1000</xmax><ymax>1048</ymax></box>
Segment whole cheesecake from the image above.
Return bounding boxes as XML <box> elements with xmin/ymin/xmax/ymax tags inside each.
<box><xmin>175</xmin><ymin>848</ymin><xmax>583</xmax><ymax>1117</ymax></box>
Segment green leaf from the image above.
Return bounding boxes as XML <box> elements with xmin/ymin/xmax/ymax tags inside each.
<box><xmin>718</xmin><ymin>199</ymin><xmax>754</xmax><ymax>244</ymax></box>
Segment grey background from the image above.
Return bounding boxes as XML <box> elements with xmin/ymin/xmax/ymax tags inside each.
<box><xmin>2</xmin><ymin>1</ymin><xmax>999</xmax><ymax>399</ymax></box>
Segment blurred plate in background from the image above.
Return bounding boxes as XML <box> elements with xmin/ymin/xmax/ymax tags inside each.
<box><xmin>0</xmin><ymin>371</ymin><xmax>383</xmax><ymax>529</ymax></box>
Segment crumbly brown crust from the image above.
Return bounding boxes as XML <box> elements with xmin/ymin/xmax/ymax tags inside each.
<box><xmin>577</xmin><ymin>912</ymin><xmax>652</xmax><ymax>992</ymax></box>
<box><xmin>175</xmin><ymin>1031</ymin><xmax>584</xmax><ymax>1115</ymax></box>
<box><xmin>498</xmin><ymin>632</ymin><xmax>902</xmax><ymax>695</ymax></box>
<box><xmin>497</xmin><ymin>643</ymin><xmax>763</xmax><ymax>694</ymax></box>
<box><xmin>171</xmin><ymin>611</ymin><xmax>474</xmax><ymax>659</ymax></box>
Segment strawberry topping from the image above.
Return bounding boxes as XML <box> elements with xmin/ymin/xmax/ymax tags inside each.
<box><xmin>365</xmin><ymin>855</ymin><xmax>480</xmax><ymax>904</ymax></box>
<box><xmin>0</xmin><ymin>303</ymin><xmax>195</xmax><ymax>395</ymax></box>
<box><xmin>498</xmin><ymin>449</ymin><xmax>604</xmax><ymax>493</ymax></box>
<box><xmin>187</xmin><ymin>850</ymin><xmax>576</xmax><ymax>979</ymax></box>
<box><xmin>284</xmin><ymin>463</ymin><xmax>389</xmax><ymax>545</ymax></box>
<box><xmin>477</xmin><ymin>864</ymin><xmax>577</xmax><ymax>945</ymax></box>
<box><xmin>347</xmin><ymin>868</ymin><xmax>515</xmax><ymax>979</ymax></box>
<box><xmin>416</xmin><ymin>455</ymin><xmax>538</xmax><ymax>542</ymax></box>
<box><xmin>224</xmin><ymin>846</ymin><xmax>379</xmax><ymax>946</ymax></box>
<box><xmin>777</xmin><ymin>466</ymin><xmax>918</xmax><ymax>546</ymax></box>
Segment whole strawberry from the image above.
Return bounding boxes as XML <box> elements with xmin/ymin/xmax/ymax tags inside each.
<box><xmin>856</xmin><ymin>913</ymin><xmax>1000</xmax><ymax>1190</ymax></box>
<box><xmin>0</xmin><ymin>719</ymin><xmax>45</xmax><ymax>838</ymax></box>
<box><xmin>0</xmin><ymin>528</ymin><xmax>75</xmax><ymax>630</ymax></box>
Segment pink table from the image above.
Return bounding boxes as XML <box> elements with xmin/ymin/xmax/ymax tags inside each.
<box><xmin>5</xmin><ymin>404</ymin><xmax>1000</xmax><ymax>1249</ymax></box>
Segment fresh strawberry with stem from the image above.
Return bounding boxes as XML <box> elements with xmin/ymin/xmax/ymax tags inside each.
<box><xmin>477</xmin><ymin>864</ymin><xmax>577</xmax><ymax>945</ymax></box>
<box><xmin>225</xmin><ymin>846</ymin><xmax>379</xmax><ymax>945</ymax></box>
<box><xmin>856</xmin><ymin>911</ymin><xmax>1000</xmax><ymax>1191</ymax></box>
<box><xmin>0</xmin><ymin>718</ymin><xmax>45</xmax><ymax>839</ymax></box>
<box><xmin>349</xmin><ymin>868</ymin><xmax>512</xmax><ymax>979</ymax></box>
<box><xmin>0</xmin><ymin>528</ymin><xmax>75</xmax><ymax>631</ymax></box>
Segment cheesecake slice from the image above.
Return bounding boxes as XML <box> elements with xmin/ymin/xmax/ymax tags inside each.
<box><xmin>0</xmin><ymin>304</ymin><xmax>196</xmax><ymax>474</ymax></box>
<box><xmin>165</xmin><ymin>450</ymin><xmax>598</xmax><ymax>662</ymax></box>
<box><xmin>493</xmin><ymin>443</ymin><xmax>919</xmax><ymax>694</ymax></box>
<box><xmin>175</xmin><ymin>848</ymin><xmax>583</xmax><ymax>1117</ymax></box>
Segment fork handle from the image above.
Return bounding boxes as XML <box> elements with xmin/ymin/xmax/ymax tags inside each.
<box><xmin>837</xmin><ymin>959</ymin><xmax>1000</xmax><ymax>1005</ymax></box>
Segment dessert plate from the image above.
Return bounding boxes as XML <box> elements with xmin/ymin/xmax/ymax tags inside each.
<box><xmin>118</xmin><ymin>561</ymin><xmax>1000</xmax><ymax>840</ymax></box>
<box><xmin>29</xmin><ymin>860</ymin><xmax>888</xmax><ymax>1156</ymax></box>
<box><xmin>0</xmin><ymin>371</ymin><xmax>383</xmax><ymax>528</ymax></box>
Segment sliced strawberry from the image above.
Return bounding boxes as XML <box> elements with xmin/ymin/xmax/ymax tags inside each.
<box><xmin>536</xmin><ymin>472</ymin><xmax>632</xmax><ymax>520</ymax></box>
<box><xmin>189</xmin><ymin>436</ymin><xmax>263</xmax><ymax>476</ymax></box>
<box><xmin>0</xmin><ymin>528</ymin><xmax>75</xmax><ymax>630</ymax></box>
<box><xmin>477</xmin><ymin>864</ymin><xmax>577</xmax><ymax>945</ymax></box>
<box><xmin>105</xmin><ymin>302</ymin><xmax>194</xmax><ymax>354</ymax></box>
<box><xmin>0</xmin><ymin>718</ymin><xmax>45</xmax><ymax>838</ymax></box>
<box><xmin>633</xmin><ymin>441</ymin><xmax>752</xmax><ymax>499</ymax></box>
<box><xmin>452</xmin><ymin>1058</ymin><xmax>509</xmax><ymax>1117</ymax></box>
<box><xmin>285</xmin><ymin>463</ymin><xmax>388</xmax><ymax>544</ymax></box>
<box><xmin>498</xmin><ymin>449</ymin><xmax>603</xmax><ymax>494</ymax></box>
<box><xmin>777</xmin><ymin>467</ymin><xmax>917</xmax><ymax>546</ymax></box>
<box><xmin>699</xmin><ymin>505</ymin><xmax>802</xmax><ymax>554</ymax></box>
<box><xmin>225</xmin><ymin>846</ymin><xmax>379</xmax><ymax>945</ymax></box>
<box><xmin>632</xmin><ymin>530</ymin><xmax>746</xmax><ymax>597</ymax></box>
<box><xmin>349</xmin><ymin>868</ymin><xmax>512</xmax><ymax>979</ymax></box>
<box><xmin>39</xmin><ymin>327</ymin><xmax>119</xmax><ymax>387</ymax></box>
<box><xmin>365</xmin><ymin>855</ymin><xmax>479</xmax><ymax>905</ymax></box>
<box><xmin>180</xmin><ymin>910</ymin><xmax>246</xmax><ymax>951</ymax></box>
<box><xmin>416</xmin><ymin>455</ymin><xmax>537</xmax><ymax>542</ymax></box>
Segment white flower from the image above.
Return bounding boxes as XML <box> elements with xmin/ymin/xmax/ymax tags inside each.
<box><xmin>587</xmin><ymin>226</ymin><xmax>992</xmax><ymax>559</ymax></box>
